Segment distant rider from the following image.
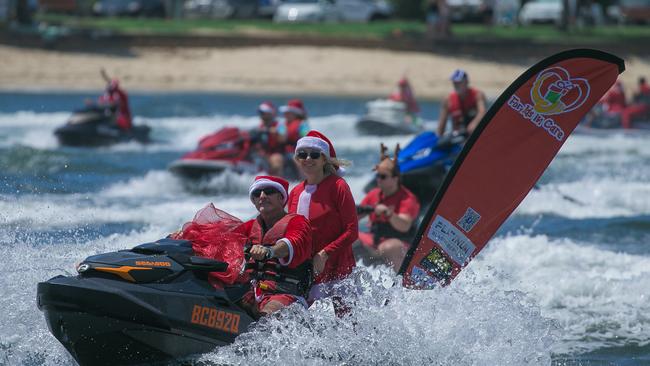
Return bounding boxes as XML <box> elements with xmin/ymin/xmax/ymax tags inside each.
<box><xmin>97</xmin><ymin>69</ymin><xmax>132</xmax><ymax>131</ymax></box>
<box><xmin>357</xmin><ymin>143</ymin><xmax>420</xmax><ymax>273</ymax></box>
<box><xmin>237</xmin><ymin>176</ymin><xmax>313</xmax><ymax>317</ymax></box>
<box><xmin>436</xmin><ymin>69</ymin><xmax>487</xmax><ymax>138</ymax></box>
<box><xmin>253</xmin><ymin>102</ymin><xmax>285</xmax><ymax>176</ymax></box>
<box><xmin>278</xmin><ymin>99</ymin><xmax>310</xmax><ymax>154</ymax></box>
<box><xmin>388</xmin><ymin>77</ymin><xmax>421</xmax><ymax>125</ymax></box>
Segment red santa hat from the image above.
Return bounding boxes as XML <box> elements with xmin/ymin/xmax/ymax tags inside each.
<box><xmin>296</xmin><ymin>130</ymin><xmax>336</xmax><ymax>158</ymax></box>
<box><xmin>257</xmin><ymin>101</ymin><xmax>276</xmax><ymax>116</ymax></box>
<box><xmin>279</xmin><ymin>99</ymin><xmax>306</xmax><ymax>117</ymax></box>
<box><xmin>249</xmin><ymin>175</ymin><xmax>289</xmax><ymax>204</ymax></box>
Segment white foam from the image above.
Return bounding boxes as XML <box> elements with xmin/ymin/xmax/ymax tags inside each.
<box><xmin>471</xmin><ymin>234</ymin><xmax>650</xmax><ymax>354</ymax></box>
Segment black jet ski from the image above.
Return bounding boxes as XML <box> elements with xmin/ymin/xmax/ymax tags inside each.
<box><xmin>37</xmin><ymin>238</ymin><xmax>255</xmax><ymax>366</ymax></box>
<box><xmin>54</xmin><ymin>105</ymin><xmax>151</xmax><ymax>147</ymax></box>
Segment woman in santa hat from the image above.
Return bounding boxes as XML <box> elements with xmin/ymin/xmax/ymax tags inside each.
<box><xmin>278</xmin><ymin>99</ymin><xmax>310</xmax><ymax>154</ymax></box>
<box><xmin>287</xmin><ymin>130</ymin><xmax>358</xmax><ymax>303</ymax></box>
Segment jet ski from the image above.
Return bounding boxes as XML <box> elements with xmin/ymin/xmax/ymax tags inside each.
<box><xmin>168</xmin><ymin>127</ymin><xmax>299</xmax><ymax>181</ymax></box>
<box><xmin>37</xmin><ymin>238</ymin><xmax>255</xmax><ymax>366</ymax></box>
<box><xmin>364</xmin><ymin>131</ymin><xmax>465</xmax><ymax>205</ymax></box>
<box><xmin>168</xmin><ymin>127</ymin><xmax>258</xmax><ymax>180</ymax></box>
<box><xmin>54</xmin><ymin>105</ymin><xmax>151</xmax><ymax>147</ymax></box>
<box><xmin>356</xmin><ymin>99</ymin><xmax>422</xmax><ymax>136</ymax></box>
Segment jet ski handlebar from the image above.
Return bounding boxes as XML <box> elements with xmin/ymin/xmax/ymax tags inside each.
<box><xmin>356</xmin><ymin>205</ymin><xmax>374</xmax><ymax>215</ymax></box>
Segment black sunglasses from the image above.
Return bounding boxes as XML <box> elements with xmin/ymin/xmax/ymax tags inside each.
<box><xmin>295</xmin><ymin>151</ymin><xmax>322</xmax><ymax>160</ymax></box>
<box><xmin>251</xmin><ymin>187</ymin><xmax>280</xmax><ymax>198</ymax></box>
<box><xmin>376</xmin><ymin>173</ymin><xmax>392</xmax><ymax>180</ymax></box>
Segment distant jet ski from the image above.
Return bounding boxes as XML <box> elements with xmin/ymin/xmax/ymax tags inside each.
<box><xmin>37</xmin><ymin>237</ymin><xmax>312</xmax><ymax>366</ymax></box>
<box><xmin>356</xmin><ymin>99</ymin><xmax>422</xmax><ymax>136</ymax></box>
<box><xmin>168</xmin><ymin>127</ymin><xmax>298</xmax><ymax>181</ymax></box>
<box><xmin>54</xmin><ymin>105</ymin><xmax>150</xmax><ymax>147</ymax></box>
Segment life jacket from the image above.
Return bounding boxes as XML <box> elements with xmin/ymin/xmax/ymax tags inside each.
<box><xmin>258</xmin><ymin>120</ymin><xmax>283</xmax><ymax>155</ymax></box>
<box><xmin>448</xmin><ymin>88</ymin><xmax>479</xmax><ymax>129</ymax></box>
<box><xmin>247</xmin><ymin>214</ymin><xmax>312</xmax><ymax>298</ymax></box>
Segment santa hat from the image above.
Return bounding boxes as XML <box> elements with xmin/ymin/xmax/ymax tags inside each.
<box><xmin>279</xmin><ymin>99</ymin><xmax>306</xmax><ymax>117</ymax></box>
<box><xmin>257</xmin><ymin>101</ymin><xmax>276</xmax><ymax>116</ymax></box>
<box><xmin>249</xmin><ymin>175</ymin><xmax>289</xmax><ymax>204</ymax></box>
<box><xmin>296</xmin><ymin>130</ymin><xmax>336</xmax><ymax>158</ymax></box>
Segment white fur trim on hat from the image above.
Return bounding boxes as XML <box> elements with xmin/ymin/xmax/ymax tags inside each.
<box><xmin>249</xmin><ymin>178</ymin><xmax>288</xmax><ymax>203</ymax></box>
<box><xmin>296</xmin><ymin>136</ymin><xmax>330</xmax><ymax>157</ymax></box>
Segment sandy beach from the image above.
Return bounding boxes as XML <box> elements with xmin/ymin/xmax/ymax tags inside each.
<box><xmin>1</xmin><ymin>44</ymin><xmax>649</xmax><ymax>99</ymax></box>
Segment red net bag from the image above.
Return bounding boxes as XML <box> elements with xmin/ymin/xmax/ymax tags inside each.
<box><xmin>172</xmin><ymin>203</ymin><xmax>247</xmax><ymax>286</ymax></box>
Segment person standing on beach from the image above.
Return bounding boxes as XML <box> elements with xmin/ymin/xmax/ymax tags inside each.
<box><xmin>286</xmin><ymin>130</ymin><xmax>357</xmax><ymax>313</ymax></box>
<box><xmin>437</xmin><ymin>69</ymin><xmax>487</xmax><ymax>137</ymax></box>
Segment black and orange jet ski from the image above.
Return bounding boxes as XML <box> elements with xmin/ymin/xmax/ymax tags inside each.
<box><xmin>36</xmin><ymin>238</ymin><xmax>255</xmax><ymax>366</ymax></box>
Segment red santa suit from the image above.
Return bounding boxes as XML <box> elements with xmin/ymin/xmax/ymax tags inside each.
<box><xmin>288</xmin><ymin>174</ymin><xmax>358</xmax><ymax>286</ymax></box>
<box><xmin>358</xmin><ymin>186</ymin><xmax>420</xmax><ymax>248</ymax></box>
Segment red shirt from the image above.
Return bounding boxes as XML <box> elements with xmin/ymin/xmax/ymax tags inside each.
<box><xmin>361</xmin><ymin>186</ymin><xmax>420</xmax><ymax>226</ymax></box>
<box><xmin>288</xmin><ymin>174</ymin><xmax>358</xmax><ymax>283</ymax></box>
<box><xmin>99</xmin><ymin>88</ymin><xmax>132</xmax><ymax>130</ymax></box>
<box><xmin>237</xmin><ymin>214</ymin><xmax>312</xmax><ymax>268</ymax></box>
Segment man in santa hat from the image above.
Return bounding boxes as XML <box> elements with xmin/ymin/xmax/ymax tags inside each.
<box><xmin>238</xmin><ymin>175</ymin><xmax>313</xmax><ymax>317</ymax></box>
<box><xmin>278</xmin><ymin>98</ymin><xmax>310</xmax><ymax>154</ymax></box>
<box><xmin>357</xmin><ymin>143</ymin><xmax>420</xmax><ymax>272</ymax></box>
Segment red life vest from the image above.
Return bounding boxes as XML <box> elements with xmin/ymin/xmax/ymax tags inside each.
<box><xmin>447</xmin><ymin>87</ymin><xmax>480</xmax><ymax>129</ymax></box>
<box><xmin>246</xmin><ymin>213</ymin><xmax>313</xmax><ymax>298</ymax></box>
<box><xmin>248</xmin><ymin>213</ymin><xmax>296</xmax><ymax>246</ymax></box>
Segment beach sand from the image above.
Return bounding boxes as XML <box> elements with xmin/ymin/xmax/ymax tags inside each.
<box><xmin>1</xmin><ymin>44</ymin><xmax>649</xmax><ymax>99</ymax></box>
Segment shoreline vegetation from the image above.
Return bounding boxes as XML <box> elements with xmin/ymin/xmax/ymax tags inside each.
<box><xmin>1</xmin><ymin>17</ymin><xmax>649</xmax><ymax>99</ymax></box>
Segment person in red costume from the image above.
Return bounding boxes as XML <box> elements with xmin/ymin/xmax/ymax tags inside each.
<box><xmin>97</xmin><ymin>68</ymin><xmax>132</xmax><ymax>131</ymax></box>
<box><xmin>278</xmin><ymin>99</ymin><xmax>310</xmax><ymax>154</ymax></box>
<box><xmin>388</xmin><ymin>77</ymin><xmax>421</xmax><ymax>125</ymax></box>
<box><xmin>436</xmin><ymin>69</ymin><xmax>487</xmax><ymax>138</ymax></box>
<box><xmin>286</xmin><ymin>130</ymin><xmax>358</xmax><ymax>303</ymax></box>
<box><xmin>357</xmin><ymin>143</ymin><xmax>420</xmax><ymax>272</ymax></box>
<box><xmin>253</xmin><ymin>102</ymin><xmax>285</xmax><ymax>176</ymax></box>
<box><xmin>171</xmin><ymin>176</ymin><xmax>313</xmax><ymax>318</ymax></box>
<box><xmin>620</xmin><ymin>77</ymin><xmax>650</xmax><ymax>128</ymax></box>
<box><xmin>237</xmin><ymin>175</ymin><xmax>313</xmax><ymax>317</ymax></box>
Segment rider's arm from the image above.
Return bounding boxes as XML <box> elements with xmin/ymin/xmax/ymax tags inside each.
<box><xmin>437</xmin><ymin>99</ymin><xmax>449</xmax><ymax>136</ymax></box>
<box><xmin>467</xmin><ymin>91</ymin><xmax>487</xmax><ymax>134</ymax></box>
<box><xmin>275</xmin><ymin>216</ymin><xmax>312</xmax><ymax>267</ymax></box>
<box><xmin>100</xmin><ymin>68</ymin><xmax>111</xmax><ymax>83</ymax></box>
<box><xmin>387</xmin><ymin>211</ymin><xmax>415</xmax><ymax>233</ymax></box>
<box><xmin>321</xmin><ymin>179</ymin><xmax>359</xmax><ymax>256</ymax></box>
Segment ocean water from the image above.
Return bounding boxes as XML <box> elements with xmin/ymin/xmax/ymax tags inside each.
<box><xmin>0</xmin><ymin>91</ymin><xmax>649</xmax><ymax>366</ymax></box>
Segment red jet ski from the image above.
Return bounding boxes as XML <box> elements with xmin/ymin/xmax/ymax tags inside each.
<box><xmin>168</xmin><ymin>127</ymin><xmax>260</xmax><ymax>180</ymax></box>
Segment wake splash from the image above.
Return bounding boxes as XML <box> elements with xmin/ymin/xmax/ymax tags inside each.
<box><xmin>202</xmin><ymin>268</ymin><xmax>556</xmax><ymax>366</ymax></box>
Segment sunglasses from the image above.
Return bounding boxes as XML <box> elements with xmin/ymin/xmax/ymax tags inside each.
<box><xmin>376</xmin><ymin>173</ymin><xmax>393</xmax><ymax>180</ymax></box>
<box><xmin>251</xmin><ymin>187</ymin><xmax>280</xmax><ymax>198</ymax></box>
<box><xmin>295</xmin><ymin>151</ymin><xmax>322</xmax><ymax>160</ymax></box>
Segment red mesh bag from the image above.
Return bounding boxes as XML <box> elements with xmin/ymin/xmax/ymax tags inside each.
<box><xmin>173</xmin><ymin>203</ymin><xmax>247</xmax><ymax>286</ymax></box>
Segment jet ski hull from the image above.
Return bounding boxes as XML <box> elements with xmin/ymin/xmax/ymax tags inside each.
<box><xmin>356</xmin><ymin>118</ymin><xmax>421</xmax><ymax>136</ymax></box>
<box><xmin>55</xmin><ymin>124</ymin><xmax>151</xmax><ymax>147</ymax></box>
<box><xmin>37</xmin><ymin>239</ymin><xmax>254</xmax><ymax>366</ymax></box>
<box><xmin>168</xmin><ymin>158</ymin><xmax>257</xmax><ymax>180</ymax></box>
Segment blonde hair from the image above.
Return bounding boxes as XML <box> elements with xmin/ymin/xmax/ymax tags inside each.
<box><xmin>325</xmin><ymin>157</ymin><xmax>351</xmax><ymax>175</ymax></box>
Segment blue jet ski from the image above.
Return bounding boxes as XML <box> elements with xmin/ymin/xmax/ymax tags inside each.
<box><xmin>364</xmin><ymin>131</ymin><xmax>465</xmax><ymax>205</ymax></box>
